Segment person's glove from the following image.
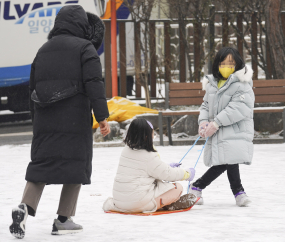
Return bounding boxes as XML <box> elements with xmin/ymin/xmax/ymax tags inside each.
<box><xmin>204</xmin><ymin>121</ymin><xmax>219</xmax><ymax>137</ymax></box>
<box><xmin>185</xmin><ymin>168</ymin><xmax>196</xmax><ymax>182</ymax></box>
<box><xmin>198</xmin><ymin>121</ymin><xmax>209</xmax><ymax>138</ymax></box>
<box><xmin>169</xmin><ymin>162</ymin><xmax>182</xmax><ymax>168</ymax></box>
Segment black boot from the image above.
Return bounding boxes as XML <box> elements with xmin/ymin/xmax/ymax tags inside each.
<box><xmin>163</xmin><ymin>194</ymin><xmax>197</xmax><ymax>211</ymax></box>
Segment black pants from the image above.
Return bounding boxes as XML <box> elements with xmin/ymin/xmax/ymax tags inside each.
<box><xmin>193</xmin><ymin>164</ymin><xmax>244</xmax><ymax>195</ymax></box>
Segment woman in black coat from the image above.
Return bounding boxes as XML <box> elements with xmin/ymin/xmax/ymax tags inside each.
<box><xmin>10</xmin><ymin>5</ymin><xmax>110</xmax><ymax>238</ymax></box>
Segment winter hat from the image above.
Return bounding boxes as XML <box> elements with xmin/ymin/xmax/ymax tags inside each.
<box><xmin>86</xmin><ymin>12</ymin><xmax>105</xmax><ymax>50</ymax></box>
<box><xmin>47</xmin><ymin>7</ymin><xmax>105</xmax><ymax>51</ymax></box>
<box><xmin>48</xmin><ymin>5</ymin><xmax>90</xmax><ymax>40</ymax></box>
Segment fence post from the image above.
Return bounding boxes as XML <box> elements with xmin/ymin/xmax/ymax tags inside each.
<box><xmin>167</xmin><ymin>117</ymin><xmax>173</xmax><ymax>145</ymax></box>
<box><xmin>281</xmin><ymin>12</ymin><xmax>285</xmax><ymax>37</ymax></box>
<box><xmin>179</xmin><ymin>23</ymin><xmax>186</xmax><ymax>82</ymax></box>
<box><xmin>149</xmin><ymin>21</ymin><xmax>156</xmax><ymax>98</ymax></box>
<box><xmin>251</xmin><ymin>12</ymin><xmax>258</xmax><ymax>80</ymax></box>
<box><xmin>158</xmin><ymin>112</ymin><xmax>164</xmax><ymax>146</ymax></box>
<box><xmin>208</xmin><ymin>5</ymin><xmax>215</xmax><ymax>74</ymax></box>
<box><xmin>165</xmin><ymin>82</ymin><xmax>169</xmax><ymax>109</ymax></box>
<box><xmin>283</xmin><ymin>108</ymin><xmax>285</xmax><ymax>143</ymax></box>
<box><xmin>104</xmin><ymin>21</ymin><xmax>112</xmax><ymax>98</ymax></box>
<box><xmin>222</xmin><ymin>14</ymin><xmax>229</xmax><ymax>47</ymax></box>
<box><xmin>134</xmin><ymin>21</ymin><xmax>141</xmax><ymax>98</ymax></box>
<box><xmin>164</xmin><ymin>22</ymin><xmax>171</xmax><ymax>83</ymax></box>
<box><xmin>194</xmin><ymin>21</ymin><xmax>201</xmax><ymax>82</ymax></box>
<box><xmin>119</xmin><ymin>22</ymin><xmax>127</xmax><ymax>97</ymax></box>
<box><xmin>266</xmin><ymin>37</ymin><xmax>272</xmax><ymax>79</ymax></box>
<box><xmin>237</xmin><ymin>14</ymin><xmax>243</xmax><ymax>59</ymax></box>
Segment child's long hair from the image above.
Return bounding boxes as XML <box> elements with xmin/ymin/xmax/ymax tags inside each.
<box><xmin>212</xmin><ymin>47</ymin><xmax>246</xmax><ymax>80</ymax></box>
<box><xmin>124</xmin><ymin>119</ymin><xmax>156</xmax><ymax>152</ymax></box>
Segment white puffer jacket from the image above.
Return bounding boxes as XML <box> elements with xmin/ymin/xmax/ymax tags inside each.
<box><xmin>103</xmin><ymin>146</ymin><xmax>185</xmax><ymax>213</ymax></box>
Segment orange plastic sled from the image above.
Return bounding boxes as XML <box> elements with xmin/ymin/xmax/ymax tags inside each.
<box><xmin>104</xmin><ymin>198</ymin><xmax>200</xmax><ymax>216</ymax></box>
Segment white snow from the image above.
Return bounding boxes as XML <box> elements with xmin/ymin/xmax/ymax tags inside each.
<box><xmin>0</xmin><ymin>144</ymin><xmax>284</xmax><ymax>242</ymax></box>
<box><xmin>254</xmin><ymin>106</ymin><xmax>285</xmax><ymax>111</ymax></box>
<box><xmin>0</xmin><ymin>110</ymin><xmax>14</xmax><ymax>115</ymax></box>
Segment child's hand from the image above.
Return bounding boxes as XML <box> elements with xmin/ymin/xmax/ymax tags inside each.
<box><xmin>185</xmin><ymin>168</ymin><xmax>196</xmax><ymax>181</ymax></box>
<box><xmin>169</xmin><ymin>162</ymin><xmax>182</xmax><ymax>168</ymax></box>
<box><xmin>204</xmin><ymin>121</ymin><xmax>219</xmax><ymax>137</ymax></box>
<box><xmin>198</xmin><ymin>121</ymin><xmax>209</xmax><ymax>137</ymax></box>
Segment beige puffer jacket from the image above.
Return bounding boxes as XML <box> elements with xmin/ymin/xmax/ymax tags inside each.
<box><xmin>103</xmin><ymin>146</ymin><xmax>185</xmax><ymax>213</ymax></box>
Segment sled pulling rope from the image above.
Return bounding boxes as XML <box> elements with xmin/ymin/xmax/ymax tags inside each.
<box><xmin>176</xmin><ymin>136</ymin><xmax>209</xmax><ymax>194</ymax></box>
<box><xmin>186</xmin><ymin>137</ymin><xmax>209</xmax><ymax>193</ymax></box>
<box><xmin>178</xmin><ymin>136</ymin><xmax>201</xmax><ymax>164</ymax></box>
<box><xmin>194</xmin><ymin>137</ymin><xmax>209</xmax><ymax>169</ymax></box>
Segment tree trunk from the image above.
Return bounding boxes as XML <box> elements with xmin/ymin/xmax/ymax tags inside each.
<box><xmin>179</xmin><ymin>19</ymin><xmax>193</xmax><ymax>82</ymax></box>
<box><xmin>265</xmin><ymin>0</ymin><xmax>285</xmax><ymax>79</ymax></box>
<box><xmin>143</xmin><ymin>22</ymin><xmax>151</xmax><ymax>108</ymax></box>
<box><xmin>143</xmin><ymin>81</ymin><xmax>151</xmax><ymax>108</ymax></box>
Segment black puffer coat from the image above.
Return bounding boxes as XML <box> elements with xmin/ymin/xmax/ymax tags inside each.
<box><xmin>25</xmin><ymin>5</ymin><xmax>109</xmax><ymax>184</ymax></box>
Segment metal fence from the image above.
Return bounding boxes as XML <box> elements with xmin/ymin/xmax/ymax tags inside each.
<box><xmin>102</xmin><ymin>10</ymin><xmax>285</xmax><ymax>99</ymax></box>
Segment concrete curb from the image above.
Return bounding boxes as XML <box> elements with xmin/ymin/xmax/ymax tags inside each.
<box><xmin>93</xmin><ymin>138</ymin><xmax>284</xmax><ymax>148</ymax></box>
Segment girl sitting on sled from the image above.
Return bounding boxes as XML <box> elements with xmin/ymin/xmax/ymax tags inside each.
<box><xmin>103</xmin><ymin>119</ymin><xmax>196</xmax><ymax>213</ymax></box>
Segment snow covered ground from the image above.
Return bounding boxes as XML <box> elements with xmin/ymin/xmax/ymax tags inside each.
<box><xmin>0</xmin><ymin>144</ymin><xmax>284</xmax><ymax>242</ymax></box>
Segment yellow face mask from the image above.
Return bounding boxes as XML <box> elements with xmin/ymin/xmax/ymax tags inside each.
<box><xmin>219</xmin><ymin>66</ymin><xmax>235</xmax><ymax>79</ymax></box>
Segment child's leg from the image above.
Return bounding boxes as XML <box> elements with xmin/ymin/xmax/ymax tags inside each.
<box><xmin>227</xmin><ymin>164</ymin><xmax>250</xmax><ymax>206</ymax></box>
<box><xmin>155</xmin><ymin>183</ymin><xmax>183</xmax><ymax>210</ymax></box>
<box><xmin>193</xmin><ymin>165</ymin><xmax>227</xmax><ymax>189</ymax></box>
<box><xmin>226</xmin><ymin>164</ymin><xmax>244</xmax><ymax>195</ymax></box>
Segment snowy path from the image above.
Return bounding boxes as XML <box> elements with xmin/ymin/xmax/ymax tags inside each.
<box><xmin>0</xmin><ymin>144</ymin><xmax>284</xmax><ymax>242</ymax></box>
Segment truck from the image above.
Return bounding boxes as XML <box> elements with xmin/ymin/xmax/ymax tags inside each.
<box><xmin>0</xmin><ymin>0</ymin><xmax>136</xmax><ymax>116</ymax></box>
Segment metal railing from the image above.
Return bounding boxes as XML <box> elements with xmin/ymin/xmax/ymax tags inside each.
<box><xmin>102</xmin><ymin>10</ymin><xmax>285</xmax><ymax>99</ymax></box>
